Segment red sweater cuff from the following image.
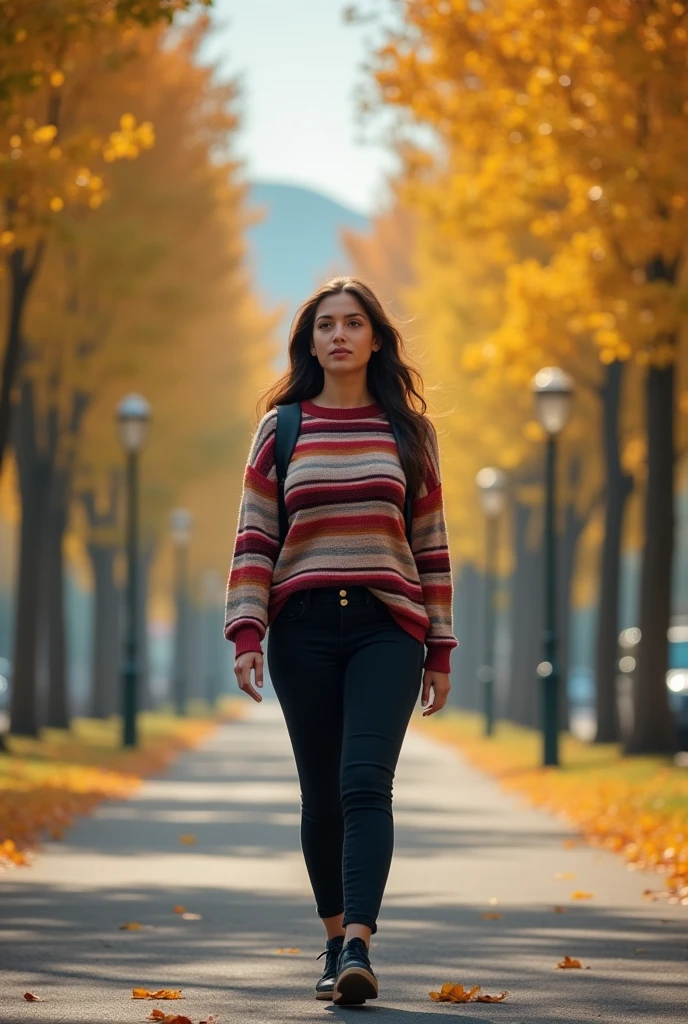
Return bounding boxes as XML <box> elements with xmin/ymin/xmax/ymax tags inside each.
<box><xmin>424</xmin><ymin>645</ymin><xmax>452</xmax><ymax>674</ymax></box>
<box><xmin>231</xmin><ymin>626</ymin><xmax>263</xmax><ymax>659</ymax></box>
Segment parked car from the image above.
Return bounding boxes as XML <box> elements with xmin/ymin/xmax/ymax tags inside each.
<box><xmin>0</xmin><ymin>656</ymin><xmax>10</xmax><ymax>712</ymax></box>
<box><xmin>618</xmin><ymin>621</ymin><xmax>688</xmax><ymax>751</ymax></box>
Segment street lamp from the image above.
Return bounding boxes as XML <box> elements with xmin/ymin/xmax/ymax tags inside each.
<box><xmin>532</xmin><ymin>366</ymin><xmax>574</xmax><ymax>767</ymax></box>
<box><xmin>476</xmin><ymin>467</ymin><xmax>507</xmax><ymax>737</ymax></box>
<box><xmin>170</xmin><ymin>508</ymin><xmax>193</xmax><ymax>716</ymax></box>
<box><xmin>116</xmin><ymin>393</ymin><xmax>152</xmax><ymax>748</ymax></box>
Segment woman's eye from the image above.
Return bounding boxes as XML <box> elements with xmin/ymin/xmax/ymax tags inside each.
<box><xmin>349</xmin><ymin>320</ymin><xmax>361</xmax><ymax>327</ymax></box>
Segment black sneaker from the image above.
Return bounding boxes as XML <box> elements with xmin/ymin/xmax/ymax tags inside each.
<box><xmin>314</xmin><ymin>934</ymin><xmax>344</xmax><ymax>1000</ymax></box>
<box><xmin>333</xmin><ymin>936</ymin><xmax>378</xmax><ymax>1005</ymax></box>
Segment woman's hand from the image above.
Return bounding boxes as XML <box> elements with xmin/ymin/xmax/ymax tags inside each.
<box><xmin>421</xmin><ymin>670</ymin><xmax>450</xmax><ymax>716</ymax></box>
<box><xmin>234</xmin><ymin>651</ymin><xmax>264</xmax><ymax>703</ymax></box>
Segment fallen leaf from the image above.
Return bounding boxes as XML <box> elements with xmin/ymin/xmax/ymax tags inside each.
<box><xmin>634</xmin><ymin>947</ymin><xmax>646</xmax><ymax>955</ymax></box>
<box><xmin>554</xmin><ymin>872</ymin><xmax>576</xmax><ymax>880</ymax></box>
<box><xmin>481</xmin><ymin>912</ymin><xmax>503</xmax><ymax>920</ymax></box>
<box><xmin>148</xmin><ymin>1015</ymin><xmax>191</xmax><ymax>1024</ymax></box>
<box><xmin>173</xmin><ymin>905</ymin><xmax>186</xmax><ymax>914</ymax></box>
<box><xmin>181</xmin><ymin>912</ymin><xmax>202</xmax><ymax>920</ymax></box>
<box><xmin>24</xmin><ymin>992</ymin><xmax>42</xmax><ymax>1002</ymax></box>
<box><xmin>557</xmin><ymin>955</ymin><xmax>583</xmax><ymax>969</ymax></box>
<box><xmin>178</xmin><ymin>834</ymin><xmax>197</xmax><ymax>845</ymax></box>
<box><xmin>273</xmin><ymin>947</ymin><xmax>300</xmax><ymax>954</ymax></box>
<box><xmin>120</xmin><ymin>921</ymin><xmax>143</xmax><ymax>930</ymax></box>
<box><xmin>132</xmin><ymin>988</ymin><xmax>183</xmax><ymax>1000</ymax></box>
<box><xmin>571</xmin><ymin>891</ymin><xmax>594</xmax><ymax>900</ymax></box>
<box><xmin>553</xmin><ymin>906</ymin><xmax>566</xmax><ymax>913</ymax></box>
<box><xmin>429</xmin><ymin>983</ymin><xmax>504</xmax><ymax>1003</ymax></box>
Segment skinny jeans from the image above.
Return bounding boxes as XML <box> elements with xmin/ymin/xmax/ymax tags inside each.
<box><xmin>266</xmin><ymin>584</ymin><xmax>424</xmax><ymax>935</ymax></box>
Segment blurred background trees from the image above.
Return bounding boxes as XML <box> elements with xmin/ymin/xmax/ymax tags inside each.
<box><xmin>1</xmin><ymin>0</ymin><xmax>687</xmax><ymax>760</ymax></box>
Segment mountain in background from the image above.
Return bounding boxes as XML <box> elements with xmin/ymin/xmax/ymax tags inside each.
<box><xmin>245</xmin><ymin>181</ymin><xmax>369</xmax><ymax>345</ymax></box>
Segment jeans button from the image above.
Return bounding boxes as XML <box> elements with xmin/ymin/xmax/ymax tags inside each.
<box><xmin>340</xmin><ymin>599</ymin><xmax>348</xmax><ymax>606</ymax></box>
<box><xmin>339</xmin><ymin>589</ymin><xmax>347</xmax><ymax>596</ymax></box>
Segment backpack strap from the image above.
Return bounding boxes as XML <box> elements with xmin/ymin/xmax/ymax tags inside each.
<box><xmin>388</xmin><ymin>416</ymin><xmax>414</xmax><ymax>548</ymax></box>
<box><xmin>275</xmin><ymin>402</ymin><xmax>302</xmax><ymax>547</ymax></box>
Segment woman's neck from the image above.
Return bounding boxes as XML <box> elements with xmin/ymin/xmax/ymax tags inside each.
<box><xmin>313</xmin><ymin>379</ymin><xmax>375</xmax><ymax>409</ymax></box>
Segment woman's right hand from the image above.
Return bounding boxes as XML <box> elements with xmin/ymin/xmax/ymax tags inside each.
<box><xmin>234</xmin><ymin>652</ymin><xmax>264</xmax><ymax>703</ymax></box>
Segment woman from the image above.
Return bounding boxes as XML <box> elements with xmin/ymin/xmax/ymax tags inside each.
<box><xmin>224</xmin><ymin>276</ymin><xmax>458</xmax><ymax>1006</ymax></box>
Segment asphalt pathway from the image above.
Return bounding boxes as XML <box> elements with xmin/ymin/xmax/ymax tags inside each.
<box><xmin>1</xmin><ymin>701</ymin><xmax>686</xmax><ymax>1023</ymax></box>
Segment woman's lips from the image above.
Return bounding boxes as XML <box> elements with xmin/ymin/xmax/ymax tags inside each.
<box><xmin>331</xmin><ymin>349</ymin><xmax>351</xmax><ymax>356</ymax></box>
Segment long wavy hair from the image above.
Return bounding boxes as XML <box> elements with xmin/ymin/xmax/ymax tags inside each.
<box><xmin>258</xmin><ymin>276</ymin><xmax>433</xmax><ymax>499</ymax></box>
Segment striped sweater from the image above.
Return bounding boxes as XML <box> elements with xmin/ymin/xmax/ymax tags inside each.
<box><xmin>224</xmin><ymin>398</ymin><xmax>458</xmax><ymax>673</ymax></box>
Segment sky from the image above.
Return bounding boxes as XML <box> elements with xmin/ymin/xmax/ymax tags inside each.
<box><xmin>200</xmin><ymin>0</ymin><xmax>398</xmax><ymax>216</ymax></box>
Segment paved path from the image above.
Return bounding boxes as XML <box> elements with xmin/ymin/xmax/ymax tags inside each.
<box><xmin>1</xmin><ymin>702</ymin><xmax>686</xmax><ymax>1023</ymax></box>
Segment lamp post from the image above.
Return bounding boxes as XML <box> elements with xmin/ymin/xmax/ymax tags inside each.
<box><xmin>532</xmin><ymin>367</ymin><xmax>574</xmax><ymax>767</ymax></box>
<box><xmin>476</xmin><ymin>467</ymin><xmax>507</xmax><ymax>736</ymax></box>
<box><xmin>116</xmin><ymin>393</ymin><xmax>152</xmax><ymax>748</ymax></box>
<box><xmin>170</xmin><ymin>508</ymin><xmax>193</xmax><ymax>716</ymax></box>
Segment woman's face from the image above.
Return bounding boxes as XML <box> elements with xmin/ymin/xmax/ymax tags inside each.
<box><xmin>310</xmin><ymin>291</ymin><xmax>380</xmax><ymax>373</ymax></box>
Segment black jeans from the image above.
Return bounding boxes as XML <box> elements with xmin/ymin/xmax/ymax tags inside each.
<box><xmin>266</xmin><ymin>584</ymin><xmax>424</xmax><ymax>935</ymax></box>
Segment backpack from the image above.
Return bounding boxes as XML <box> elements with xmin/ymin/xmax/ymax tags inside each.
<box><xmin>274</xmin><ymin>402</ymin><xmax>413</xmax><ymax>549</ymax></box>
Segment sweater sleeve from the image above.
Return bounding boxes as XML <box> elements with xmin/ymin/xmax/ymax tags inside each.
<box><xmin>224</xmin><ymin>409</ymin><xmax>280</xmax><ymax>659</ymax></box>
<box><xmin>411</xmin><ymin>420</ymin><xmax>459</xmax><ymax>674</ymax></box>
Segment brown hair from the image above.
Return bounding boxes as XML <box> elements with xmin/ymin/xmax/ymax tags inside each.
<box><xmin>258</xmin><ymin>276</ymin><xmax>433</xmax><ymax>499</ymax></box>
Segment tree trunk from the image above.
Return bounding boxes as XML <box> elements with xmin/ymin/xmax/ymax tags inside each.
<box><xmin>88</xmin><ymin>546</ymin><xmax>120</xmax><ymax>718</ymax></box>
<box><xmin>137</xmin><ymin>544</ymin><xmax>155</xmax><ymax>711</ymax></box>
<box><xmin>45</xmin><ymin>503</ymin><xmax>70</xmax><ymax>729</ymax></box>
<box><xmin>9</xmin><ymin>382</ymin><xmax>53</xmax><ymax>736</ymax></box>
<box><xmin>625</xmin><ymin>360</ymin><xmax>677</xmax><ymax>754</ymax></box>
<box><xmin>506</xmin><ymin>499</ymin><xmax>543</xmax><ymax>728</ymax></box>
<box><xmin>0</xmin><ymin>245</ymin><xmax>44</xmax><ymax>480</ymax></box>
<box><xmin>595</xmin><ymin>360</ymin><xmax>634</xmax><ymax>743</ymax></box>
<box><xmin>455</xmin><ymin>563</ymin><xmax>482</xmax><ymax>710</ymax></box>
<box><xmin>557</xmin><ymin>456</ymin><xmax>589</xmax><ymax>734</ymax></box>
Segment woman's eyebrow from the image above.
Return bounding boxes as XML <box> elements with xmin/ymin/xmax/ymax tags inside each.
<box><xmin>316</xmin><ymin>311</ymin><xmax>368</xmax><ymax>321</ymax></box>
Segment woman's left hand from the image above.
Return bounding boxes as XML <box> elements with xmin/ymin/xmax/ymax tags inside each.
<box><xmin>420</xmin><ymin>671</ymin><xmax>450</xmax><ymax>716</ymax></box>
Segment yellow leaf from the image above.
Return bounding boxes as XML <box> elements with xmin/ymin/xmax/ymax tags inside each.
<box><xmin>178</xmin><ymin>834</ymin><xmax>197</xmax><ymax>845</ymax></box>
<box><xmin>33</xmin><ymin>124</ymin><xmax>58</xmax><ymax>144</ymax></box>
<box><xmin>557</xmin><ymin>955</ymin><xmax>583</xmax><ymax>968</ymax></box>
<box><xmin>570</xmin><ymin>890</ymin><xmax>594</xmax><ymax>900</ymax></box>
<box><xmin>274</xmin><ymin>947</ymin><xmax>301</xmax><ymax>954</ymax></box>
<box><xmin>132</xmin><ymin>989</ymin><xmax>183</xmax><ymax>1000</ymax></box>
<box><xmin>50</xmin><ymin>71</ymin><xmax>65</xmax><ymax>88</ymax></box>
<box><xmin>173</xmin><ymin>905</ymin><xmax>186</xmax><ymax>914</ymax></box>
<box><xmin>120</xmin><ymin>921</ymin><xmax>143</xmax><ymax>930</ymax></box>
<box><xmin>120</xmin><ymin>112</ymin><xmax>137</xmax><ymax>131</ymax></box>
<box><xmin>49</xmin><ymin>197</ymin><xmax>64</xmax><ymax>212</ymax></box>
<box><xmin>481</xmin><ymin>912</ymin><xmax>503</xmax><ymax>919</ymax></box>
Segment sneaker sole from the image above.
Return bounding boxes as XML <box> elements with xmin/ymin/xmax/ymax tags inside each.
<box><xmin>315</xmin><ymin>989</ymin><xmax>334</xmax><ymax>1001</ymax></box>
<box><xmin>333</xmin><ymin>966</ymin><xmax>378</xmax><ymax>1005</ymax></box>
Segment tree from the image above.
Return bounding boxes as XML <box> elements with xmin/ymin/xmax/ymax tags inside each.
<box><xmin>361</xmin><ymin>0</ymin><xmax>688</xmax><ymax>752</ymax></box>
